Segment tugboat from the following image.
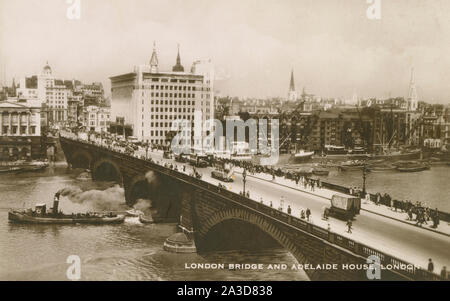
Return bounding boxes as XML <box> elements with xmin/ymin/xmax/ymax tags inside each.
<box><xmin>8</xmin><ymin>193</ymin><xmax>125</xmax><ymax>224</ymax></box>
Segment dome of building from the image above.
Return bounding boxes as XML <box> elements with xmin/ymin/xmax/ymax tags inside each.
<box><xmin>42</xmin><ymin>61</ymin><xmax>52</xmax><ymax>75</ymax></box>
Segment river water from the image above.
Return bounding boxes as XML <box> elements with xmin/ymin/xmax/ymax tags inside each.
<box><xmin>0</xmin><ymin>165</ymin><xmax>307</xmax><ymax>281</ymax></box>
<box><xmin>319</xmin><ymin>165</ymin><xmax>450</xmax><ymax>212</ymax></box>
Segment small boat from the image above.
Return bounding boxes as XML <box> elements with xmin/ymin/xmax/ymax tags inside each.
<box><xmin>394</xmin><ymin>160</ymin><xmax>430</xmax><ymax>172</ymax></box>
<box><xmin>152</xmin><ymin>216</ymin><xmax>179</xmax><ymax>223</ymax></box>
<box><xmin>296</xmin><ymin>167</ymin><xmax>314</xmax><ymax>176</ymax></box>
<box><xmin>291</xmin><ymin>150</ymin><xmax>314</xmax><ymax>163</ymax></box>
<box><xmin>1</xmin><ymin>160</ymin><xmax>49</xmax><ymax>173</ymax></box>
<box><xmin>367</xmin><ymin>163</ymin><xmax>396</xmax><ymax>172</ymax></box>
<box><xmin>324</xmin><ymin>145</ymin><xmax>347</xmax><ymax>155</ymax></box>
<box><xmin>0</xmin><ymin>166</ymin><xmax>23</xmax><ymax>173</ymax></box>
<box><xmin>126</xmin><ymin>209</ymin><xmax>144</xmax><ymax>217</ymax></box>
<box><xmin>16</xmin><ymin>164</ymin><xmax>49</xmax><ymax>173</ymax></box>
<box><xmin>139</xmin><ymin>215</ymin><xmax>154</xmax><ymax>224</ymax></box>
<box><xmin>369</xmin><ymin>149</ymin><xmax>421</xmax><ymax>161</ymax></box>
<box><xmin>338</xmin><ymin>161</ymin><xmax>365</xmax><ymax>171</ymax></box>
<box><xmin>8</xmin><ymin>201</ymin><xmax>125</xmax><ymax>225</ymax></box>
<box><xmin>312</xmin><ymin>167</ymin><xmax>329</xmax><ymax>176</ymax></box>
<box><xmin>396</xmin><ymin>165</ymin><xmax>430</xmax><ymax>172</ymax></box>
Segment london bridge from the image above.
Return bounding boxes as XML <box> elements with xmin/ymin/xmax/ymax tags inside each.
<box><xmin>59</xmin><ymin>133</ymin><xmax>448</xmax><ymax>281</ymax></box>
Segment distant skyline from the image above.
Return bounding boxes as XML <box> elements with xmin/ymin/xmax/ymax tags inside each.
<box><xmin>1</xmin><ymin>0</ymin><xmax>450</xmax><ymax>103</ymax></box>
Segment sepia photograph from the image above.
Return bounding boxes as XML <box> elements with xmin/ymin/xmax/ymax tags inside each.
<box><xmin>0</xmin><ymin>0</ymin><xmax>449</xmax><ymax>285</ymax></box>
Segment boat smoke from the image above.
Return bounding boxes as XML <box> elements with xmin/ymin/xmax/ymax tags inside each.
<box><xmin>145</xmin><ymin>171</ymin><xmax>159</xmax><ymax>188</ymax></box>
<box><xmin>57</xmin><ymin>185</ymin><xmax>127</xmax><ymax>213</ymax></box>
<box><xmin>133</xmin><ymin>199</ymin><xmax>152</xmax><ymax>214</ymax></box>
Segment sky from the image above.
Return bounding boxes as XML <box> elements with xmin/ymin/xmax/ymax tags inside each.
<box><xmin>1</xmin><ymin>0</ymin><xmax>449</xmax><ymax>103</ymax></box>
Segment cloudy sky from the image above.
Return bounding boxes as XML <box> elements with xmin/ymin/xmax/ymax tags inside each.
<box><xmin>1</xmin><ymin>0</ymin><xmax>449</xmax><ymax>103</ymax></box>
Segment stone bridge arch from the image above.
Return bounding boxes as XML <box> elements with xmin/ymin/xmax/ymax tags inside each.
<box><xmin>92</xmin><ymin>158</ymin><xmax>123</xmax><ymax>183</ymax></box>
<box><xmin>125</xmin><ymin>174</ymin><xmax>151</xmax><ymax>206</ymax></box>
<box><xmin>196</xmin><ymin>208</ymin><xmax>321</xmax><ymax>280</ymax></box>
<box><xmin>70</xmin><ymin>149</ymin><xmax>93</xmax><ymax>169</ymax></box>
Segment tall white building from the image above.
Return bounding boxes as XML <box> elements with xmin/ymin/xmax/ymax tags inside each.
<box><xmin>17</xmin><ymin>62</ymin><xmax>71</xmax><ymax>126</ymax></box>
<box><xmin>110</xmin><ymin>45</ymin><xmax>214</xmax><ymax>147</ymax></box>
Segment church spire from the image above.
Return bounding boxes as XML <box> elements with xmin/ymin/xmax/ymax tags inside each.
<box><xmin>150</xmin><ymin>41</ymin><xmax>159</xmax><ymax>73</ymax></box>
<box><xmin>172</xmin><ymin>44</ymin><xmax>185</xmax><ymax>72</ymax></box>
<box><xmin>289</xmin><ymin>69</ymin><xmax>295</xmax><ymax>92</ymax></box>
<box><xmin>287</xmin><ymin>69</ymin><xmax>297</xmax><ymax>102</ymax></box>
<box><xmin>407</xmin><ymin>67</ymin><xmax>418</xmax><ymax>111</ymax></box>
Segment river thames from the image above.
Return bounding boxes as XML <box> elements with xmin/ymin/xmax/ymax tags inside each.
<box><xmin>0</xmin><ymin>165</ymin><xmax>307</xmax><ymax>281</ymax></box>
<box><xmin>320</xmin><ymin>164</ymin><xmax>450</xmax><ymax>212</ymax></box>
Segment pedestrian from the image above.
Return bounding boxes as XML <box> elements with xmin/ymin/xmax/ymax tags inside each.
<box><xmin>260</xmin><ymin>197</ymin><xmax>263</xmax><ymax>204</ymax></box>
<box><xmin>346</xmin><ymin>219</ymin><xmax>352</xmax><ymax>233</ymax></box>
<box><xmin>300</xmin><ymin>210</ymin><xmax>305</xmax><ymax>219</ymax></box>
<box><xmin>270</xmin><ymin>201</ymin><xmax>273</xmax><ymax>208</ymax></box>
<box><xmin>407</xmin><ymin>209</ymin><xmax>413</xmax><ymax>221</ymax></box>
<box><xmin>441</xmin><ymin>266</ymin><xmax>448</xmax><ymax>280</ymax></box>
<box><xmin>246</xmin><ymin>191</ymin><xmax>250</xmax><ymax>198</ymax></box>
<box><xmin>427</xmin><ymin>258</ymin><xmax>434</xmax><ymax>273</ymax></box>
<box><xmin>306</xmin><ymin>208</ymin><xmax>311</xmax><ymax>221</ymax></box>
<box><xmin>287</xmin><ymin>205</ymin><xmax>292</xmax><ymax>215</ymax></box>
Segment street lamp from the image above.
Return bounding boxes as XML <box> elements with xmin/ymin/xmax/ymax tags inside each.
<box><xmin>362</xmin><ymin>163</ymin><xmax>367</xmax><ymax>195</ymax></box>
<box><xmin>145</xmin><ymin>140</ymin><xmax>149</xmax><ymax>160</ymax></box>
<box><xmin>242</xmin><ymin>168</ymin><xmax>247</xmax><ymax>195</ymax></box>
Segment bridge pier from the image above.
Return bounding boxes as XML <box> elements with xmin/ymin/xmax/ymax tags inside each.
<box><xmin>164</xmin><ymin>190</ymin><xmax>197</xmax><ymax>253</ymax></box>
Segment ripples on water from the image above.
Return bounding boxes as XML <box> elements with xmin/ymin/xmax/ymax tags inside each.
<box><xmin>320</xmin><ymin>165</ymin><xmax>450</xmax><ymax>211</ymax></box>
<box><xmin>0</xmin><ymin>166</ymin><xmax>308</xmax><ymax>281</ymax></box>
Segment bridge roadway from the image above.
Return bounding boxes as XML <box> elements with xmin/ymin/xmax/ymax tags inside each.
<box><xmin>142</xmin><ymin>149</ymin><xmax>450</xmax><ymax>274</ymax></box>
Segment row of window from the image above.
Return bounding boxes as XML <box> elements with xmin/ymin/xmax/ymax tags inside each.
<box><xmin>145</xmin><ymin>115</ymin><xmax>192</xmax><ymax>120</ymax></box>
<box><xmin>141</xmin><ymin>92</ymin><xmax>196</xmax><ymax>99</ymax></box>
<box><xmin>144</xmin><ymin>107</ymin><xmax>192</xmax><ymax>113</ymax></box>
<box><xmin>149</xmin><ymin>78</ymin><xmax>197</xmax><ymax>84</ymax></box>
<box><xmin>148</xmin><ymin>85</ymin><xmax>195</xmax><ymax>91</ymax></box>
<box><xmin>142</xmin><ymin>99</ymin><xmax>194</xmax><ymax>106</ymax></box>
<box><xmin>1</xmin><ymin>125</ymin><xmax>37</xmax><ymax>134</ymax></box>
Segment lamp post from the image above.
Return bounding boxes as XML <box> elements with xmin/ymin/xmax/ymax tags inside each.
<box><xmin>145</xmin><ymin>140</ymin><xmax>149</xmax><ymax>160</ymax></box>
<box><xmin>242</xmin><ymin>168</ymin><xmax>247</xmax><ymax>195</ymax></box>
<box><xmin>362</xmin><ymin>163</ymin><xmax>367</xmax><ymax>195</ymax></box>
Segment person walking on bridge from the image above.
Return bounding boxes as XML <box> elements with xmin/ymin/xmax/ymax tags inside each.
<box><xmin>427</xmin><ymin>258</ymin><xmax>434</xmax><ymax>273</ymax></box>
<box><xmin>441</xmin><ymin>266</ymin><xmax>448</xmax><ymax>280</ymax></box>
<box><xmin>306</xmin><ymin>208</ymin><xmax>311</xmax><ymax>221</ymax></box>
<box><xmin>346</xmin><ymin>219</ymin><xmax>353</xmax><ymax>233</ymax></box>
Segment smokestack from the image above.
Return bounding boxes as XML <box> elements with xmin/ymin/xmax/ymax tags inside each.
<box><xmin>53</xmin><ymin>200</ymin><xmax>59</xmax><ymax>215</ymax></box>
<box><xmin>53</xmin><ymin>192</ymin><xmax>60</xmax><ymax>215</ymax></box>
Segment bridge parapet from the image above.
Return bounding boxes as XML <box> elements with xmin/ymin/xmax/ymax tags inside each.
<box><xmin>58</xmin><ymin>134</ymin><xmax>443</xmax><ymax>281</ymax></box>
